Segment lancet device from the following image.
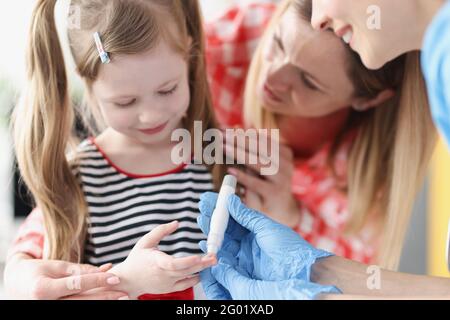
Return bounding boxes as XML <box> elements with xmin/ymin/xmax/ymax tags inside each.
<box><xmin>207</xmin><ymin>175</ymin><xmax>237</xmax><ymax>254</ymax></box>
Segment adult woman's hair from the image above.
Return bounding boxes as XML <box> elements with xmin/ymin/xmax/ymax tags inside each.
<box><xmin>244</xmin><ymin>0</ymin><xmax>437</xmax><ymax>270</ymax></box>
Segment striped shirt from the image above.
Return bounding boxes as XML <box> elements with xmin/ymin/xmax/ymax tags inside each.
<box><xmin>77</xmin><ymin>138</ymin><xmax>213</xmax><ymax>266</ymax></box>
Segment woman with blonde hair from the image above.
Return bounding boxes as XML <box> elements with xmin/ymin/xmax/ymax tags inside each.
<box><xmin>206</xmin><ymin>0</ymin><xmax>436</xmax><ymax>270</ymax></box>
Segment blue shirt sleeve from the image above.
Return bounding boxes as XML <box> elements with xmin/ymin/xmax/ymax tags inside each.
<box><xmin>422</xmin><ymin>1</ymin><xmax>450</xmax><ymax>147</ymax></box>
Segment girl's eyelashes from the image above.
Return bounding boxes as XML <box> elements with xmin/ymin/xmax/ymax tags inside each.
<box><xmin>112</xmin><ymin>84</ymin><xmax>178</xmax><ymax>106</ymax></box>
<box><xmin>115</xmin><ymin>98</ymin><xmax>136</xmax><ymax>107</ymax></box>
<box><xmin>158</xmin><ymin>84</ymin><xmax>178</xmax><ymax>96</ymax></box>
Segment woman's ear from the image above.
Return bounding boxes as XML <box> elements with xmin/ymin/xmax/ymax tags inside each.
<box><xmin>352</xmin><ymin>89</ymin><xmax>395</xmax><ymax>112</ymax></box>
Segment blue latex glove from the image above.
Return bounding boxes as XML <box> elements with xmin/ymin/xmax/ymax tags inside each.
<box><xmin>198</xmin><ymin>240</ymin><xmax>339</xmax><ymax>300</ymax></box>
<box><xmin>197</xmin><ymin>192</ymin><xmax>341</xmax><ymax>300</ymax></box>
<box><xmin>198</xmin><ymin>240</ymin><xmax>238</xmax><ymax>300</ymax></box>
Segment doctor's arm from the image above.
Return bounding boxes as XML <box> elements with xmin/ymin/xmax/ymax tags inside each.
<box><xmin>198</xmin><ymin>192</ymin><xmax>450</xmax><ymax>300</ymax></box>
<box><xmin>312</xmin><ymin>256</ymin><xmax>450</xmax><ymax>299</ymax></box>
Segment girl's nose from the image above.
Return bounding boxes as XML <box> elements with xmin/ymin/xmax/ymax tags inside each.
<box><xmin>311</xmin><ymin>0</ymin><xmax>332</xmax><ymax>31</ymax></box>
<box><xmin>138</xmin><ymin>110</ymin><xmax>159</xmax><ymax>124</ymax></box>
<box><xmin>137</xmin><ymin>100</ymin><xmax>165</xmax><ymax>124</ymax></box>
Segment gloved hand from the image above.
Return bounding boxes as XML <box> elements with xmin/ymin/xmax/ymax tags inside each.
<box><xmin>198</xmin><ymin>238</ymin><xmax>340</xmax><ymax>300</ymax></box>
<box><xmin>198</xmin><ymin>241</ymin><xmax>235</xmax><ymax>300</ymax></box>
<box><xmin>197</xmin><ymin>192</ymin><xmax>341</xmax><ymax>300</ymax></box>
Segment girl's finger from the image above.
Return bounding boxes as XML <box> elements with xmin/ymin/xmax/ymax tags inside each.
<box><xmin>172</xmin><ymin>275</ymin><xmax>201</xmax><ymax>293</ymax></box>
<box><xmin>167</xmin><ymin>255</ymin><xmax>217</xmax><ymax>278</ymax></box>
<box><xmin>156</xmin><ymin>252</ymin><xmax>202</xmax><ymax>271</ymax></box>
<box><xmin>134</xmin><ymin>221</ymin><xmax>179</xmax><ymax>249</ymax></box>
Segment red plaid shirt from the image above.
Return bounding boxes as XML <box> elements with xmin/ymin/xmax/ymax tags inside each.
<box><xmin>9</xmin><ymin>3</ymin><xmax>377</xmax><ymax>265</ymax></box>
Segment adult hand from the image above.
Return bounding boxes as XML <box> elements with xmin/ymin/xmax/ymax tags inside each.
<box><xmin>4</xmin><ymin>254</ymin><xmax>128</xmax><ymax>300</ymax></box>
<box><xmin>197</xmin><ymin>192</ymin><xmax>340</xmax><ymax>299</ymax></box>
<box><xmin>203</xmin><ymin>258</ymin><xmax>340</xmax><ymax>300</ymax></box>
<box><xmin>198</xmin><ymin>236</ymin><xmax>339</xmax><ymax>300</ymax></box>
<box><xmin>224</xmin><ymin>130</ymin><xmax>301</xmax><ymax>228</ymax></box>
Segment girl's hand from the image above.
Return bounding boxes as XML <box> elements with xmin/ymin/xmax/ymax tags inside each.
<box><xmin>4</xmin><ymin>254</ymin><xmax>128</xmax><ymax>300</ymax></box>
<box><xmin>110</xmin><ymin>221</ymin><xmax>216</xmax><ymax>299</ymax></box>
<box><xmin>224</xmin><ymin>131</ymin><xmax>301</xmax><ymax>228</ymax></box>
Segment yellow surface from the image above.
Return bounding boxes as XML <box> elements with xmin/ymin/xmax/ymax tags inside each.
<box><xmin>428</xmin><ymin>139</ymin><xmax>450</xmax><ymax>277</ymax></box>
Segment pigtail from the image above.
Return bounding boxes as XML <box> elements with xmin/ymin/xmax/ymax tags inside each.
<box><xmin>13</xmin><ymin>0</ymin><xmax>87</xmax><ymax>261</ymax></box>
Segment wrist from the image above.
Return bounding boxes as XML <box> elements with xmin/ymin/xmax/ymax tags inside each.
<box><xmin>109</xmin><ymin>263</ymin><xmax>135</xmax><ymax>298</ymax></box>
<box><xmin>311</xmin><ymin>256</ymin><xmax>347</xmax><ymax>292</ymax></box>
<box><xmin>4</xmin><ymin>253</ymin><xmax>33</xmax><ymax>298</ymax></box>
<box><xmin>4</xmin><ymin>253</ymin><xmax>31</xmax><ymax>280</ymax></box>
<box><xmin>7</xmin><ymin>253</ymin><xmax>32</xmax><ymax>265</ymax></box>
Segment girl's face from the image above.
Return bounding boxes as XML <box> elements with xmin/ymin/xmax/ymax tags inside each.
<box><xmin>259</xmin><ymin>6</ymin><xmax>356</xmax><ymax>118</ymax></box>
<box><xmin>311</xmin><ymin>0</ymin><xmax>416</xmax><ymax>69</ymax></box>
<box><xmin>92</xmin><ymin>40</ymin><xmax>190</xmax><ymax>146</ymax></box>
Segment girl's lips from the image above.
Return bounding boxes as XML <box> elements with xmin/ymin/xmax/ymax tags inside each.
<box><xmin>263</xmin><ymin>83</ymin><xmax>283</xmax><ymax>103</ymax></box>
<box><xmin>138</xmin><ymin>121</ymin><xmax>169</xmax><ymax>135</ymax></box>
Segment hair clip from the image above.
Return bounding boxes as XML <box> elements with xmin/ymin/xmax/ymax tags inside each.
<box><xmin>93</xmin><ymin>32</ymin><xmax>110</xmax><ymax>64</ymax></box>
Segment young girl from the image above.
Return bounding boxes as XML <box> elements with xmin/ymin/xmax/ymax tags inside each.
<box><xmin>5</xmin><ymin>0</ymin><xmax>222</xmax><ymax>300</ymax></box>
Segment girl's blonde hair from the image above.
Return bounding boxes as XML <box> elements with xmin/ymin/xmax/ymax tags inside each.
<box><xmin>13</xmin><ymin>0</ymin><xmax>223</xmax><ymax>262</ymax></box>
<box><xmin>244</xmin><ymin>0</ymin><xmax>437</xmax><ymax>270</ymax></box>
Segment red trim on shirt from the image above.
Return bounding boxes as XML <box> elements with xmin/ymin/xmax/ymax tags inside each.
<box><xmin>138</xmin><ymin>288</ymin><xmax>194</xmax><ymax>300</ymax></box>
<box><xmin>88</xmin><ymin>137</ymin><xmax>188</xmax><ymax>179</ymax></box>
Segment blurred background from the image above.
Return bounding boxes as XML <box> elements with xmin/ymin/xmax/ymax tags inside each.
<box><xmin>0</xmin><ymin>0</ymin><xmax>449</xmax><ymax>299</ymax></box>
